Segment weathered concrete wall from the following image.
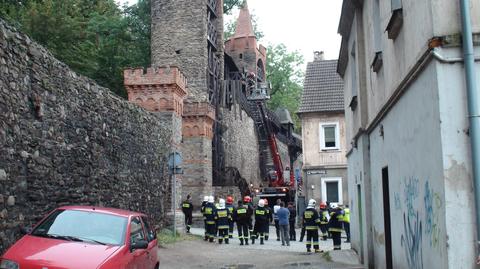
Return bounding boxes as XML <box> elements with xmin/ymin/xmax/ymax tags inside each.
<box><xmin>367</xmin><ymin>60</ymin><xmax>478</xmax><ymax>268</ymax></box>
<box><xmin>436</xmin><ymin>49</ymin><xmax>479</xmax><ymax>268</ymax></box>
<box><xmin>221</xmin><ymin>106</ymin><xmax>262</xmax><ymax>186</ymax></box>
<box><xmin>304</xmin><ymin>168</ymin><xmax>348</xmax><ymax>205</ymax></box>
<box><xmin>0</xmin><ymin>19</ymin><xmax>171</xmax><ymax>253</ymax></box>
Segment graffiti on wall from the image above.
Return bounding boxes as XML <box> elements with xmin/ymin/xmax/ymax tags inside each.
<box><xmin>424</xmin><ymin>181</ymin><xmax>442</xmax><ymax>248</ymax></box>
<box><xmin>395</xmin><ymin>177</ymin><xmax>443</xmax><ymax>269</ymax></box>
<box><xmin>401</xmin><ymin>212</ymin><xmax>423</xmax><ymax>269</ymax></box>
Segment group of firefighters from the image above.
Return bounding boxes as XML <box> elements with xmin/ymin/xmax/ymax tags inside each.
<box><xmin>181</xmin><ymin>194</ymin><xmax>350</xmax><ymax>252</ymax></box>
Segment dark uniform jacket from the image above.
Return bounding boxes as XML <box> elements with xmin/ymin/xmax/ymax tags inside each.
<box><xmin>265</xmin><ymin>206</ymin><xmax>273</xmax><ymax>223</ymax></box>
<box><xmin>288</xmin><ymin>206</ymin><xmax>296</xmax><ymax>222</ymax></box>
<box><xmin>215</xmin><ymin>207</ymin><xmax>231</xmax><ymax>229</ymax></box>
<box><xmin>303</xmin><ymin>207</ymin><xmax>320</xmax><ymax>230</ymax></box>
<box><xmin>203</xmin><ymin>203</ymin><xmax>217</xmax><ymax>225</ymax></box>
<box><xmin>234</xmin><ymin>204</ymin><xmax>252</xmax><ymax>224</ymax></box>
<box><xmin>201</xmin><ymin>201</ymin><xmax>207</xmax><ymax>214</ymax></box>
<box><xmin>181</xmin><ymin>200</ymin><xmax>193</xmax><ymax>215</ymax></box>
<box><xmin>226</xmin><ymin>204</ymin><xmax>235</xmax><ymax>219</ymax></box>
<box><xmin>328</xmin><ymin>208</ymin><xmax>344</xmax><ymax>232</ymax></box>
<box><xmin>319</xmin><ymin>209</ymin><xmax>329</xmax><ymax>225</ymax></box>
<box><xmin>255</xmin><ymin>206</ymin><xmax>269</xmax><ymax>223</ymax></box>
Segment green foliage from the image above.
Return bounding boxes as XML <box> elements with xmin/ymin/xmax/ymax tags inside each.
<box><xmin>223</xmin><ymin>0</ymin><xmax>245</xmax><ymax>15</ymax></box>
<box><xmin>266</xmin><ymin>44</ymin><xmax>304</xmax><ymax>131</ymax></box>
<box><xmin>156</xmin><ymin>228</ymin><xmax>201</xmax><ymax>246</ymax></box>
<box><xmin>0</xmin><ymin>0</ymin><xmax>151</xmax><ymax>97</ymax></box>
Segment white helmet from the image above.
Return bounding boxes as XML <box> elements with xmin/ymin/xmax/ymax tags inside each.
<box><xmin>308</xmin><ymin>199</ymin><xmax>316</xmax><ymax>208</ymax></box>
<box><xmin>218</xmin><ymin>199</ymin><xmax>226</xmax><ymax>209</ymax></box>
<box><xmin>258</xmin><ymin>199</ymin><xmax>265</xmax><ymax>207</ymax></box>
<box><xmin>330</xmin><ymin>203</ymin><xmax>338</xmax><ymax>209</ymax></box>
<box><xmin>208</xmin><ymin>196</ymin><xmax>214</xmax><ymax>203</ymax></box>
<box><xmin>203</xmin><ymin>196</ymin><xmax>209</xmax><ymax>202</ymax></box>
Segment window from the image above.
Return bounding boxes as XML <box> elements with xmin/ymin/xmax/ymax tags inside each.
<box><xmin>141</xmin><ymin>216</ymin><xmax>156</xmax><ymax>242</ymax></box>
<box><xmin>320</xmin><ymin>122</ymin><xmax>340</xmax><ymax>150</ymax></box>
<box><xmin>321</xmin><ymin>177</ymin><xmax>343</xmax><ymax>204</ymax></box>
<box><xmin>386</xmin><ymin>0</ymin><xmax>403</xmax><ymax>40</ymax></box>
<box><xmin>130</xmin><ymin>217</ymin><xmax>146</xmax><ymax>244</ymax></box>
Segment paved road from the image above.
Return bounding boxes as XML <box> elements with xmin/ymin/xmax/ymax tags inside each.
<box><xmin>158</xmin><ymin>227</ymin><xmax>364</xmax><ymax>269</ymax></box>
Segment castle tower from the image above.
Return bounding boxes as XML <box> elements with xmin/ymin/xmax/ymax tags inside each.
<box><xmin>150</xmin><ymin>0</ymin><xmax>224</xmax><ymax>207</ymax></box>
<box><xmin>225</xmin><ymin>2</ymin><xmax>267</xmax><ymax>81</ymax></box>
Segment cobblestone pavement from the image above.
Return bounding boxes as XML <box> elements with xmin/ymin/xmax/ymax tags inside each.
<box><xmin>158</xmin><ymin>226</ymin><xmax>364</xmax><ymax>269</ymax></box>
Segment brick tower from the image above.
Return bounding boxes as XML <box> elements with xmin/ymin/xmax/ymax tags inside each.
<box><xmin>150</xmin><ymin>0</ymin><xmax>224</xmax><ymax>207</ymax></box>
<box><xmin>225</xmin><ymin>2</ymin><xmax>266</xmax><ymax>82</ymax></box>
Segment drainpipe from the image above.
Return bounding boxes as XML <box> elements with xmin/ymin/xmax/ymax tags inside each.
<box><xmin>460</xmin><ymin>0</ymin><xmax>480</xmax><ymax>255</ymax></box>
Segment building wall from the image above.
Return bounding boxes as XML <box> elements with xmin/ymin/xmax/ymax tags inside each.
<box><xmin>342</xmin><ymin>1</ymin><xmax>480</xmax><ymax>268</ymax></box>
<box><xmin>301</xmin><ymin>112</ymin><xmax>347</xmax><ymax>167</ymax></box>
<box><xmin>304</xmin><ymin>168</ymin><xmax>348</xmax><ymax>205</ymax></box>
<box><xmin>0</xmin><ymin>20</ymin><xmax>171</xmax><ymax>253</ymax></box>
<box><xmin>221</xmin><ymin>106</ymin><xmax>262</xmax><ymax>186</ymax></box>
<box><xmin>368</xmin><ymin>64</ymin><xmax>449</xmax><ymax>269</ymax></box>
<box><xmin>436</xmin><ymin>50</ymin><xmax>479</xmax><ymax>268</ymax></box>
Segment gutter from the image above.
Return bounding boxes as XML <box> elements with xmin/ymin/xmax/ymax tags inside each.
<box><xmin>460</xmin><ymin>0</ymin><xmax>480</xmax><ymax>256</ymax></box>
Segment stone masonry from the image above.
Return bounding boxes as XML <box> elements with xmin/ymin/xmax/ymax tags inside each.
<box><xmin>0</xmin><ymin>19</ymin><xmax>172</xmax><ymax>253</ymax></box>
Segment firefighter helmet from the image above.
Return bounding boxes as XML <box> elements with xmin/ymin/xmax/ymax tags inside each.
<box><xmin>218</xmin><ymin>199</ymin><xmax>226</xmax><ymax>209</ymax></box>
<box><xmin>226</xmin><ymin>196</ymin><xmax>233</xmax><ymax>204</ymax></box>
<box><xmin>243</xmin><ymin>196</ymin><xmax>251</xmax><ymax>203</ymax></box>
<box><xmin>208</xmin><ymin>196</ymin><xmax>214</xmax><ymax>203</ymax></box>
<box><xmin>258</xmin><ymin>199</ymin><xmax>265</xmax><ymax>207</ymax></box>
<box><xmin>320</xmin><ymin>202</ymin><xmax>327</xmax><ymax>209</ymax></box>
<box><xmin>308</xmin><ymin>199</ymin><xmax>316</xmax><ymax>208</ymax></box>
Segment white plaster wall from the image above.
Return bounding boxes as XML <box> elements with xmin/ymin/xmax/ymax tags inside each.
<box><xmin>436</xmin><ymin>47</ymin><xmax>479</xmax><ymax>268</ymax></box>
<box><xmin>369</xmin><ymin>64</ymin><xmax>449</xmax><ymax>269</ymax></box>
<box><xmin>432</xmin><ymin>0</ymin><xmax>480</xmax><ymax>35</ymax></box>
<box><xmin>300</xmin><ymin>112</ymin><xmax>347</xmax><ymax>168</ymax></box>
<box><xmin>363</xmin><ymin>0</ymin><xmax>435</xmax><ymax>124</ymax></box>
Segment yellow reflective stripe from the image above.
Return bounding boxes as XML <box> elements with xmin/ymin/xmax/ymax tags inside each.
<box><xmin>182</xmin><ymin>203</ymin><xmax>190</xmax><ymax>208</ymax></box>
<box><xmin>237</xmin><ymin>208</ymin><xmax>247</xmax><ymax>214</ymax></box>
<box><xmin>329</xmin><ymin>228</ymin><xmax>343</xmax><ymax>232</ymax></box>
<box><xmin>255</xmin><ymin>210</ymin><xmax>265</xmax><ymax>215</ymax></box>
<box><xmin>306</xmin><ymin>226</ymin><xmax>318</xmax><ymax>230</ymax></box>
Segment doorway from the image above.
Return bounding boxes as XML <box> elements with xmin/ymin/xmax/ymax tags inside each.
<box><xmin>382</xmin><ymin>167</ymin><xmax>393</xmax><ymax>269</ymax></box>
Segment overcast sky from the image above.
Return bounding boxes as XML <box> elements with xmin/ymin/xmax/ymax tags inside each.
<box><xmin>117</xmin><ymin>0</ymin><xmax>342</xmax><ymax>64</ymax></box>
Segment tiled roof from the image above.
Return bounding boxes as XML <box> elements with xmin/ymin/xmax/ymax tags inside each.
<box><xmin>298</xmin><ymin>59</ymin><xmax>344</xmax><ymax>113</ymax></box>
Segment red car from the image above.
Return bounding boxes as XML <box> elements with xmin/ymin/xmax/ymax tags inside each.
<box><xmin>0</xmin><ymin>206</ymin><xmax>159</xmax><ymax>269</ymax></box>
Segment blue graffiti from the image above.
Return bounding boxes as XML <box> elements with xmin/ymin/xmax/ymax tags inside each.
<box><xmin>394</xmin><ymin>192</ymin><xmax>401</xmax><ymax>210</ymax></box>
<box><xmin>404</xmin><ymin>177</ymin><xmax>419</xmax><ymax>219</ymax></box>
<box><xmin>424</xmin><ymin>181</ymin><xmax>441</xmax><ymax>248</ymax></box>
<box><xmin>401</xmin><ymin>212</ymin><xmax>424</xmax><ymax>269</ymax></box>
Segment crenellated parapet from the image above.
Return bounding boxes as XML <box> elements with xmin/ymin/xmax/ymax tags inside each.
<box><xmin>182</xmin><ymin>102</ymin><xmax>216</xmax><ymax>139</ymax></box>
<box><xmin>124</xmin><ymin>66</ymin><xmax>188</xmax><ymax>116</ymax></box>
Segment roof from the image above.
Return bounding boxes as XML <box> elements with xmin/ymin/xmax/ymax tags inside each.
<box><xmin>58</xmin><ymin>206</ymin><xmax>145</xmax><ymax>218</ymax></box>
<box><xmin>275</xmin><ymin>108</ymin><xmax>294</xmax><ymax>125</ymax></box>
<box><xmin>233</xmin><ymin>2</ymin><xmax>255</xmax><ymax>38</ymax></box>
<box><xmin>298</xmin><ymin>59</ymin><xmax>344</xmax><ymax>114</ymax></box>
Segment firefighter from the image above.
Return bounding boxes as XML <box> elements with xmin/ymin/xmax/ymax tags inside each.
<box><xmin>226</xmin><ymin>196</ymin><xmax>235</xmax><ymax>238</ymax></box>
<box><xmin>253</xmin><ymin>199</ymin><xmax>269</xmax><ymax>245</ymax></box>
<box><xmin>343</xmin><ymin>205</ymin><xmax>350</xmax><ymax>243</ymax></box>
<box><xmin>234</xmin><ymin>200</ymin><xmax>251</xmax><ymax>245</ymax></box>
<box><xmin>328</xmin><ymin>203</ymin><xmax>344</xmax><ymax>250</ymax></box>
<box><xmin>181</xmin><ymin>194</ymin><xmax>193</xmax><ymax>234</ymax></box>
<box><xmin>203</xmin><ymin>196</ymin><xmax>217</xmax><ymax>242</ymax></box>
<box><xmin>244</xmin><ymin>196</ymin><xmax>256</xmax><ymax>243</ymax></box>
<box><xmin>273</xmin><ymin>199</ymin><xmax>281</xmax><ymax>241</ymax></box>
<box><xmin>263</xmin><ymin>199</ymin><xmax>273</xmax><ymax>240</ymax></box>
<box><xmin>319</xmin><ymin>202</ymin><xmax>329</xmax><ymax>241</ymax></box>
<box><xmin>215</xmin><ymin>198</ymin><xmax>231</xmax><ymax>244</ymax></box>
<box><xmin>303</xmin><ymin>199</ymin><xmax>322</xmax><ymax>253</ymax></box>
<box><xmin>201</xmin><ymin>196</ymin><xmax>209</xmax><ymax>240</ymax></box>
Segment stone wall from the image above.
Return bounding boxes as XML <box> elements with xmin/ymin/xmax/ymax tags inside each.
<box><xmin>220</xmin><ymin>106</ymin><xmax>262</xmax><ymax>187</ymax></box>
<box><xmin>0</xmin><ymin>19</ymin><xmax>171</xmax><ymax>253</ymax></box>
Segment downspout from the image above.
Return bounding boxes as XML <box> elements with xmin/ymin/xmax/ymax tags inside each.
<box><xmin>460</xmin><ymin>0</ymin><xmax>480</xmax><ymax>255</ymax></box>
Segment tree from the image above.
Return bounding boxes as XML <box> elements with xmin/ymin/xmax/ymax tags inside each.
<box><xmin>223</xmin><ymin>0</ymin><xmax>244</xmax><ymax>15</ymax></box>
<box><xmin>265</xmin><ymin>44</ymin><xmax>305</xmax><ymax>131</ymax></box>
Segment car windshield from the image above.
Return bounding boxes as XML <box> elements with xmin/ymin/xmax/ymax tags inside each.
<box><xmin>31</xmin><ymin>209</ymin><xmax>128</xmax><ymax>246</ymax></box>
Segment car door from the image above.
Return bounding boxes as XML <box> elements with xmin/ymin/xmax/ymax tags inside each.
<box><xmin>141</xmin><ymin>216</ymin><xmax>158</xmax><ymax>268</ymax></box>
<box><xmin>126</xmin><ymin>216</ymin><xmax>149</xmax><ymax>269</ymax></box>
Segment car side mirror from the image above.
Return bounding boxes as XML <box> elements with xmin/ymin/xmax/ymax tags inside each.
<box><xmin>20</xmin><ymin>226</ymin><xmax>33</xmax><ymax>235</ymax></box>
<box><xmin>130</xmin><ymin>240</ymin><xmax>148</xmax><ymax>252</ymax></box>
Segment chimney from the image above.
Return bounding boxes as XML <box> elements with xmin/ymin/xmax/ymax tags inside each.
<box><xmin>314</xmin><ymin>51</ymin><xmax>325</xmax><ymax>61</ymax></box>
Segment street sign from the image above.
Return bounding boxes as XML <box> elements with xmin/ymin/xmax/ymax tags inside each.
<box><xmin>168</xmin><ymin>152</ymin><xmax>182</xmax><ymax>168</ymax></box>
